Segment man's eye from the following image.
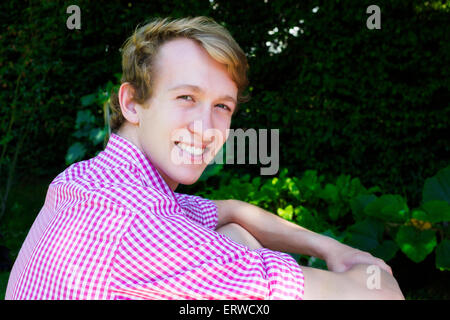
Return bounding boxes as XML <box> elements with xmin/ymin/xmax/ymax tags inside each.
<box><xmin>216</xmin><ymin>104</ymin><xmax>231</xmax><ymax>112</ymax></box>
<box><xmin>178</xmin><ymin>95</ymin><xmax>194</xmax><ymax>102</ymax></box>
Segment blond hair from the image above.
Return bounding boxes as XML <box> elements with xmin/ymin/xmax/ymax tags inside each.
<box><xmin>109</xmin><ymin>16</ymin><xmax>250</xmax><ymax>132</ymax></box>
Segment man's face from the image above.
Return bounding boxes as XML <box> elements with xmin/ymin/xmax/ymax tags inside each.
<box><xmin>134</xmin><ymin>38</ymin><xmax>237</xmax><ymax>189</ymax></box>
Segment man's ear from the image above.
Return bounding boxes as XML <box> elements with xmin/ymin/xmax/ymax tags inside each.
<box><xmin>118</xmin><ymin>82</ymin><xmax>140</xmax><ymax>125</ymax></box>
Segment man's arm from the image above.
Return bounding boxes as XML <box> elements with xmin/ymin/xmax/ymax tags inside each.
<box><xmin>214</xmin><ymin>199</ymin><xmax>332</xmax><ymax>258</ymax></box>
<box><xmin>213</xmin><ymin>199</ymin><xmax>393</xmax><ymax>275</ymax></box>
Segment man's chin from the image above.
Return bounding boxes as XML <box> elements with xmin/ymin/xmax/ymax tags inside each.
<box><xmin>171</xmin><ymin>166</ymin><xmax>205</xmax><ymax>185</ymax></box>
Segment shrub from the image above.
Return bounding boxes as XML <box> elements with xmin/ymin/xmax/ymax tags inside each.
<box><xmin>194</xmin><ymin>163</ymin><xmax>450</xmax><ymax>271</ymax></box>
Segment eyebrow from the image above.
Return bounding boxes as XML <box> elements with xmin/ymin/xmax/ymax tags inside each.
<box><xmin>168</xmin><ymin>84</ymin><xmax>237</xmax><ymax>105</ymax></box>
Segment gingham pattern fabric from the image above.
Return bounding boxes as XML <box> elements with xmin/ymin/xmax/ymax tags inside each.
<box><xmin>6</xmin><ymin>133</ymin><xmax>304</xmax><ymax>300</ymax></box>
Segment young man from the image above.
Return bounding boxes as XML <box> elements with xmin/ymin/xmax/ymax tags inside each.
<box><xmin>6</xmin><ymin>16</ymin><xmax>403</xmax><ymax>300</ymax></box>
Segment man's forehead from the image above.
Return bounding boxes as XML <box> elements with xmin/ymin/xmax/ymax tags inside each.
<box><xmin>154</xmin><ymin>38</ymin><xmax>238</xmax><ymax>96</ymax></box>
<box><xmin>157</xmin><ymin>37</ymin><xmax>204</xmax><ymax>59</ymax></box>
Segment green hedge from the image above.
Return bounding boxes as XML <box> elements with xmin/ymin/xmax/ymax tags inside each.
<box><xmin>222</xmin><ymin>0</ymin><xmax>450</xmax><ymax>208</ymax></box>
<box><xmin>1</xmin><ymin>0</ymin><xmax>449</xmax><ymax>238</ymax></box>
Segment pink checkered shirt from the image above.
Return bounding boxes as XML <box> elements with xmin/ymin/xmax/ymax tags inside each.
<box><xmin>6</xmin><ymin>133</ymin><xmax>305</xmax><ymax>300</ymax></box>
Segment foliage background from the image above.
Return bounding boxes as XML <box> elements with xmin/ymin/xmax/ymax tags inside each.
<box><xmin>0</xmin><ymin>0</ymin><xmax>449</xmax><ymax>299</ymax></box>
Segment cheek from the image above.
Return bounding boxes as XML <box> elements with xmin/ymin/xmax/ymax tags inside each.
<box><xmin>207</xmin><ymin>123</ymin><xmax>230</xmax><ymax>152</ymax></box>
<box><xmin>216</xmin><ymin>117</ymin><xmax>231</xmax><ymax>141</ymax></box>
<box><xmin>142</xmin><ymin>105</ymin><xmax>182</xmax><ymax>135</ymax></box>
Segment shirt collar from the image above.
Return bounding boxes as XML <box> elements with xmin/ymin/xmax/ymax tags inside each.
<box><xmin>103</xmin><ymin>133</ymin><xmax>176</xmax><ymax>201</ymax></box>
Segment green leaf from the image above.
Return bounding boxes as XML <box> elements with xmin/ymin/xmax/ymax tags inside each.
<box><xmin>285</xmin><ymin>177</ymin><xmax>300</xmax><ymax>198</ymax></box>
<box><xmin>252</xmin><ymin>177</ymin><xmax>261</xmax><ymax>189</ymax></box>
<box><xmin>72</xmin><ymin>129</ymin><xmax>88</xmax><ymax>138</ymax></box>
<box><xmin>328</xmin><ymin>204</ymin><xmax>342</xmax><ymax>221</ymax></box>
<box><xmin>75</xmin><ymin>110</ymin><xmax>96</xmax><ymax>129</ymax></box>
<box><xmin>395</xmin><ymin>226</ymin><xmax>437</xmax><ymax>263</ymax></box>
<box><xmin>335</xmin><ymin>174</ymin><xmax>351</xmax><ymax>197</ymax></box>
<box><xmin>81</xmin><ymin>93</ymin><xmax>97</xmax><ymax>106</ymax></box>
<box><xmin>318</xmin><ymin>183</ymin><xmax>339</xmax><ymax>202</ymax></box>
<box><xmin>294</xmin><ymin>206</ymin><xmax>317</xmax><ymax>230</ymax></box>
<box><xmin>411</xmin><ymin>209</ymin><xmax>428</xmax><ymax>221</ymax></box>
<box><xmin>348</xmin><ymin>177</ymin><xmax>365</xmax><ymax>198</ymax></box>
<box><xmin>65</xmin><ymin>142</ymin><xmax>86</xmax><ymax>165</ymax></box>
<box><xmin>371</xmin><ymin>240</ymin><xmax>399</xmax><ymax>262</ymax></box>
<box><xmin>345</xmin><ymin>218</ymin><xmax>384</xmax><ymax>252</ymax></box>
<box><xmin>421</xmin><ymin>200</ymin><xmax>450</xmax><ymax>223</ymax></box>
<box><xmin>89</xmin><ymin>127</ymin><xmax>106</xmax><ymax>146</ymax></box>
<box><xmin>367</xmin><ymin>185</ymin><xmax>382</xmax><ymax>194</ymax></box>
<box><xmin>435</xmin><ymin>239</ymin><xmax>450</xmax><ymax>271</ymax></box>
<box><xmin>422</xmin><ymin>166</ymin><xmax>450</xmax><ymax>204</ymax></box>
<box><xmin>298</xmin><ymin>170</ymin><xmax>321</xmax><ymax>191</ymax></box>
<box><xmin>277</xmin><ymin>205</ymin><xmax>294</xmax><ymax>221</ymax></box>
<box><xmin>364</xmin><ymin>194</ymin><xmax>409</xmax><ymax>223</ymax></box>
<box><xmin>350</xmin><ymin>194</ymin><xmax>377</xmax><ymax>221</ymax></box>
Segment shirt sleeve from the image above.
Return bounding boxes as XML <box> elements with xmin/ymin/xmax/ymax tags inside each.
<box><xmin>109</xmin><ymin>206</ymin><xmax>305</xmax><ymax>300</ymax></box>
<box><xmin>174</xmin><ymin>192</ymin><xmax>218</xmax><ymax>230</ymax></box>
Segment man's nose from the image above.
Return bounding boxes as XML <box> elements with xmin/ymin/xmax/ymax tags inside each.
<box><xmin>187</xmin><ymin>108</ymin><xmax>214</xmax><ymax>137</ymax></box>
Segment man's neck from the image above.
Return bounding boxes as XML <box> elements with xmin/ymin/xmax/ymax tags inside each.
<box><xmin>115</xmin><ymin>124</ymin><xmax>179</xmax><ymax>192</ymax></box>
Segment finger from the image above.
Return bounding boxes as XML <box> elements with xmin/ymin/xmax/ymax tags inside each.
<box><xmin>354</xmin><ymin>254</ymin><xmax>393</xmax><ymax>275</ymax></box>
<box><xmin>373</xmin><ymin>258</ymin><xmax>392</xmax><ymax>275</ymax></box>
<box><xmin>374</xmin><ymin>259</ymin><xmax>393</xmax><ymax>276</ymax></box>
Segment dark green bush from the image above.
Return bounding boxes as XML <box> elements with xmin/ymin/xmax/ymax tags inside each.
<box><xmin>1</xmin><ymin>0</ymin><xmax>449</xmax><ymax>212</ymax></box>
<box><xmin>193</xmin><ymin>164</ymin><xmax>450</xmax><ymax>271</ymax></box>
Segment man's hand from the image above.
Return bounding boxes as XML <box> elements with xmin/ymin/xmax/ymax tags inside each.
<box><xmin>323</xmin><ymin>240</ymin><xmax>393</xmax><ymax>275</ymax></box>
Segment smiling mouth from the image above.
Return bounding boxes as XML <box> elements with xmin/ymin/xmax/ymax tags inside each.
<box><xmin>174</xmin><ymin>141</ymin><xmax>208</xmax><ymax>157</ymax></box>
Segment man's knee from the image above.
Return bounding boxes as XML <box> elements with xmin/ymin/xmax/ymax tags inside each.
<box><xmin>344</xmin><ymin>264</ymin><xmax>404</xmax><ymax>300</ymax></box>
<box><xmin>302</xmin><ymin>264</ymin><xmax>404</xmax><ymax>300</ymax></box>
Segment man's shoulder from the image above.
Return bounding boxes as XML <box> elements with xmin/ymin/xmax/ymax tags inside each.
<box><xmin>49</xmin><ymin>160</ymin><xmax>170</xmax><ymax>215</ymax></box>
<box><xmin>51</xmin><ymin>156</ymin><xmax>141</xmax><ymax>189</ymax></box>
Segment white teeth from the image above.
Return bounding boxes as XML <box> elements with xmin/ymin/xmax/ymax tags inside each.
<box><xmin>176</xmin><ymin>142</ymin><xmax>204</xmax><ymax>156</ymax></box>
